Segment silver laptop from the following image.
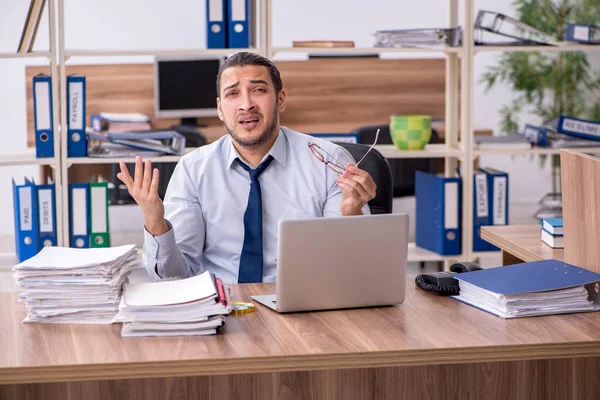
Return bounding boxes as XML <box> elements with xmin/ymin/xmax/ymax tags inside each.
<box><xmin>251</xmin><ymin>213</ymin><xmax>408</xmax><ymax>313</ymax></box>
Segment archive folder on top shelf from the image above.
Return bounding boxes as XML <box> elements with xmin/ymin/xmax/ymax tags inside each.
<box><xmin>66</xmin><ymin>75</ymin><xmax>87</xmax><ymax>157</ymax></box>
<box><xmin>415</xmin><ymin>171</ymin><xmax>462</xmax><ymax>256</ymax></box>
<box><xmin>227</xmin><ymin>0</ymin><xmax>252</xmax><ymax>48</ymax></box>
<box><xmin>35</xmin><ymin>183</ymin><xmax>57</xmax><ymax>248</ymax></box>
<box><xmin>32</xmin><ymin>74</ymin><xmax>54</xmax><ymax>158</ymax></box>
<box><xmin>207</xmin><ymin>0</ymin><xmax>227</xmax><ymax>48</ymax></box>
<box><xmin>12</xmin><ymin>178</ymin><xmax>39</xmax><ymax>262</ymax></box>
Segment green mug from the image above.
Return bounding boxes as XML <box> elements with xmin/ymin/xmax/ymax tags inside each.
<box><xmin>389</xmin><ymin>115</ymin><xmax>432</xmax><ymax>150</ymax></box>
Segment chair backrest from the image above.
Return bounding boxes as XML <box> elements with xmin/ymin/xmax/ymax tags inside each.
<box><xmin>336</xmin><ymin>142</ymin><xmax>393</xmax><ymax>214</ymax></box>
<box><xmin>352</xmin><ymin>124</ymin><xmax>442</xmax><ymax>198</ymax></box>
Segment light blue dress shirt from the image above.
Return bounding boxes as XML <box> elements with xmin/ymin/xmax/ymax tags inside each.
<box><xmin>143</xmin><ymin>126</ymin><xmax>370</xmax><ymax>284</ymax></box>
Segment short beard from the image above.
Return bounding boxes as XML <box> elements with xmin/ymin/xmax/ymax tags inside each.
<box><xmin>226</xmin><ymin>105</ymin><xmax>279</xmax><ymax>150</ymax></box>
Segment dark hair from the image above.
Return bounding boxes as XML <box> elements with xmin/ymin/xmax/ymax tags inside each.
<box><xmin>216</xmin><ymin>52</ymin><xmax>282</xmax><ymax>97</ymax></box>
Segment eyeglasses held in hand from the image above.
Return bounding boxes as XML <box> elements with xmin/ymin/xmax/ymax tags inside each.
<box><xmin>308</xmin><ymin>129</ymin><xmax>380</xmax><ymax>174</ymax></box>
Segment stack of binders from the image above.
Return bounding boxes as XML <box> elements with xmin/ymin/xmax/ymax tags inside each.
<box><xmin>69</xmin><ymin>181</ymin><xmax>110</xmax><ymax>249</ymax></box>
<box><xmin>13</xmin><ymin>245</ymin><xmax>140</xmax><ymax>324</ymax></box>
<box><xmin>114</xmin><ymin>271</ymin><xmax>231</xmax><ymax>337</ymax></box>
<box><xmin>206</xmin><ymin>0</ymin><xmax>254</xmax><ymax>49</ymax></box>
<box><xmin>12</xmin><ymin>178</ymin><xmax>57</xmax><ymax>262</ymax></box>
<box><xmin>415</xmin><ymin>168</ymin><xmax>509</xmax><ymax>256</ymax></box>
<box><xmin>541</xmin><ymin>217</ymin><xmax>564</xmax><ymax>249</ymax></box>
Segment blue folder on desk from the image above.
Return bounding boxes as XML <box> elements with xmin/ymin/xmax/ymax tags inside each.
<box><xmin>453</xmin><ymin>259</ymin><xmax>600</xmax><ymax>318</ymax></box>
<box><xmin>415</xmin><ymin>171</ymin><xmax>462</xmax><ymax>255</ymax></box>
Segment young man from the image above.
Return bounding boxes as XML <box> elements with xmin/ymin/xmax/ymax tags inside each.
<box><xmin>117</xmin><ymin>52</ymin><xmax>377</xmax><ymax>284</ymax></box>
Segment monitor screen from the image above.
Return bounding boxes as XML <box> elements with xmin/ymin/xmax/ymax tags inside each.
<box><xmin>154</xmin><ymin>57</ymin><xmax>223</xmax><ymax>118</ymax></box>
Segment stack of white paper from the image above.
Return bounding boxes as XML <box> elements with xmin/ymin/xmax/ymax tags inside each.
<box><xmin>114</xmin><ymin>271</ymin><xmax>230</xmax><ymax>337</ymax></box>
<box><xmin>457</xmin><ymin>281</ymin><xmax>596</xmax><ymax>318</ymax></box>
<box><xmin>13</xmin><ymin>245</ymin><xmax>141</xmax><ymax>324</ymax></box>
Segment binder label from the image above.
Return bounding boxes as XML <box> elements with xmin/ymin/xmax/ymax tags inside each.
<box><xmin>72</xmin><ymin>188</ymin><xmax>87</xmax><ymax>235</ymax></box>
<box><xmin>444</xmin><ymin>182</ymin><xmax>458</xmax><ymax>229</ymax></box>
<box><xmin>232</xmin><ymin>0</ymin><xmax>246</xmax><ymax>21</ymax></box>
<box><xmin>18</xmin><ymin>186</ymin><xmax>32</xmax><ymax>231</ymax></box>
<box><xmin>209</xmin><ymin>0</ymin><xmax>223</xmax><ymax>21</ymax></box>
<box><xmin>562</xmin><ymin>118</ymin><xmax>600</xmax><ymax>138</ymax></box>
<box><xmin>475</xmin><ymin>173</ymin><xmax>488</xmax><ymax>218</ymax></box>
<box><xmin>493</xmin><ymin>177</ymin><xmax>507</xmax><ymax>225</ymax></box>
<box><xmin>69</xmin><ymin>81</ymin><xmax>84</xmax><ymax>130</ymax></box>
<box><xmin>38</xmin><ymin>188</ymin><xmax>53</xmax><ymax>233</ymax></box>
<box><xmin>34</xmin><ymin>81</ymin><xmax>51</xmax><ymax>130</ymax></box>
<box><xmin>90</xmin><ymin>186</ymin><xmax>108</xmax><ymax>233</ymax></box>
<box><xmin>573</xmin><ymin>26</ymin><xmax>589</xmax><ymax>41</ymax></box>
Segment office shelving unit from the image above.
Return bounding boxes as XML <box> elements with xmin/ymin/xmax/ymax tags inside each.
<box><xmin>3</xmin><ymin>0</ymin><xmax>598</xmax><ymax>266</ymax></box>
<box><xmin>0</xmin><ymin>0</ymin><xmax>63</xmax><ymax>264</ymax></box>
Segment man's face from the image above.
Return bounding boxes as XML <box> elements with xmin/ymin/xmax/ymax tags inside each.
<box><xmin>217</xmin><ymin>65</ymin><xmax>286</xmax><ymax>149</ymax></box>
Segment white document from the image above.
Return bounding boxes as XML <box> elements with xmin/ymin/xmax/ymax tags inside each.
<box><xmin>123</xmin><ymin>271</ymin><xmax>216</xmax><ymax>307</ymax></box>
<box><xmin>14</xmin><ymin>244</ymin><xmax>136</xmax><ymax>269</ymax></box>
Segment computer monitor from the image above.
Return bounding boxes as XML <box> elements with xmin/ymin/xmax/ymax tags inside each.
<box><xmin>154</xmin><ymin>55</ymin><xmax>224</xmax><ymax>124</ymax></box>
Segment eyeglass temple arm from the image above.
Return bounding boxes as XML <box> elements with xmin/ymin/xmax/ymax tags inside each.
<box><xmin>354</xmin><ymin>129</ymin><xmax>380</xmax><ymax>168</ymax></box>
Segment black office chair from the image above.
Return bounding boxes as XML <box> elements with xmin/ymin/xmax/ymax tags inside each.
<box><xmin>336</xmin><ymin>142</ymin><xmax>393</xmax><ymax>215</ymax></box>
<box><xmin>352</xmin><ymin>124</ymin><xmax>442</xmax><ymax>197</ymax></box>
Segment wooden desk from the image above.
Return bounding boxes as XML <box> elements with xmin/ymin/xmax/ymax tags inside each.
<box><xmin>2</xmin><ymin>283</ymin><xmax>600</xmax><ymax>399</ymax></box>
<box><xmin>481</xmin><ymin>224</ymin><xmax>564</xmax><ymax>266</ymax></box>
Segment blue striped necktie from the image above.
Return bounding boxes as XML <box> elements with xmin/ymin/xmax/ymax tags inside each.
<box><xmin>236</xmin><ymin>155</ymin><xmax>274</xmax><ymax>283</ymax></box>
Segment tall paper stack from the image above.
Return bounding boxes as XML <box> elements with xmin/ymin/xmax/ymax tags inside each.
<box><xmin>13</xmin><ymin>245</ymin><xmax>141</xmax><ymax>324</ymax></box>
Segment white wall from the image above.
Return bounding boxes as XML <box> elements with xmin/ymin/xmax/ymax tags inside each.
<box><xmin>0</xmin><ymin>0</ymin><xmax>598</xmax><ymax>238</ymax></box>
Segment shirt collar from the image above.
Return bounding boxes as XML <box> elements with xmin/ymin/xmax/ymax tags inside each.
<box><xmin>225</xmin><ymin>128</ymin><xmax>288</xmax><ymax>171</ymax></box>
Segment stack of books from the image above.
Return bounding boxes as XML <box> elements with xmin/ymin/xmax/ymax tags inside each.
<box><xmin>13</xmin><ymin>245</ymin><xmax>140</xmax><ymax>323</ymax></box>
<box><xmin>541</xmin><ymin>217</ymin><xmax>564</xmax><ymax>248</ymax></box>
<box><xmin>453</xmin><ymin>259</ymin><xmax>600</xmax><ymax>318</ymax></box>
<box><xmin>114</xmin><ymin>271</ymin><xmax>231</xmax><ymax>337</ymax></box>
